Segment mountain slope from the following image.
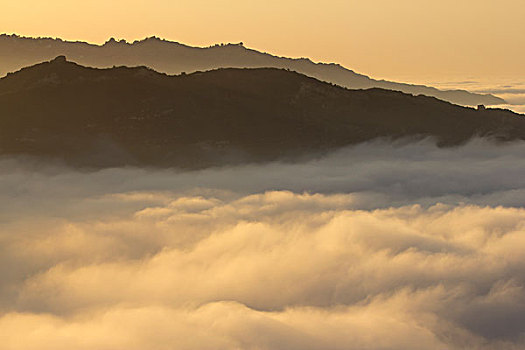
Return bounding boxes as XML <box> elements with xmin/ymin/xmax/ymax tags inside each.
<box><xmin>0</xmin><ymin>34</ymin><xmax>505</xmax><ymax>106</ymax></box>
<box><xmin>0</xmin><ymin>57</ymin><xmax>523</xmax><ymax>169</ymax></box>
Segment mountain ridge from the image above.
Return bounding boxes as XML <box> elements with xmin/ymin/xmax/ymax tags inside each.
<box><xmin>0</xmin><ymin>57</ymin><xmax>523</xmax><ymax>169</ymax></box>
<box><xmin>0</xmin><ymin>34</ymin><xmax>505</xmax><ymax>106</ymax></box>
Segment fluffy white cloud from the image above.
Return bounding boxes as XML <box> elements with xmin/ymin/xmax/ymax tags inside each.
<box><xmin>1</xmin><ymin>191</ymin><xmax>525</xmax><ymax>349</ymax></box>
<box><xmin>2</xmin><ymin>140</ymin><xmax>525</xmax><ymax>349</ymax></box>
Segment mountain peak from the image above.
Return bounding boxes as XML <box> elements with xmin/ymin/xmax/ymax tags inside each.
<box><xmin>104</xmin><ymin>37</ymin><xmax>131</xmax><ymax>46</ymax></box>
<box><xmin>51</xmin><ymin>55</ymin><xmax>68</xmax><ymax>63</ymax></box>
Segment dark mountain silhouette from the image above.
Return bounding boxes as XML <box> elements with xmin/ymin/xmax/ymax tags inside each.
<box><xmin>0</xmin><ymin>34</ymin><xmax>505</xmax><ymax>106</ymax></box>
<box><xmin>0</xmin><ymin>57</ymin><xmax>523</xmax><ymax>169</ymax></box>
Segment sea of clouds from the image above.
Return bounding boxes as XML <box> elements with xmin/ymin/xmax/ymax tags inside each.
<box><xmin>431</xmin><ymin>79</ymin><xmax>525</xmax><ymax>114</ymax></box>
<box><xmin>1</xmin><ymin>139</ymin><xmax>525</xmax><ymax>349</ymax></box>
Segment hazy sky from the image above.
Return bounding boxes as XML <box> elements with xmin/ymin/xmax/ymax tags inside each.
<box><xmin>1</xmin><ymin>0</ymin><xmax>524</xmax><ymax>83</ymax></box>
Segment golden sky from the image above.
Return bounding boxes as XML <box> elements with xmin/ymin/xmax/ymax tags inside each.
<box><xmin>1</xmin><ymin>0</ymin><xmax>524</xmax><ymax>82</ymax></box>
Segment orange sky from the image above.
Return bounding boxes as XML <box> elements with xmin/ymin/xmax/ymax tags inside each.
<box><xmin>1</xmin><ymin>0</ymin><xmax>524</xmax><ymax>83</ymax></box>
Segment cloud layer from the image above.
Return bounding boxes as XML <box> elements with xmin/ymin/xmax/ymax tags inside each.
<box><xmin>2</xmin><ymin>139</ymin><xmax>525</xmax><ymax>349</ymax></box>
<box><xmin>431</xmin><ymin>80</ymin><xmax>525</xmax><ymax>114</ymax></box>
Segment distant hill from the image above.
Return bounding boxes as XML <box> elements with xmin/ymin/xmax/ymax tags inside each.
<box><xmin>0</xmin><ymin>34</ymin><xmax>505</xmax><ymax>106</ymax></box>
<box><xmin>0</xmin><ymin>57</ymin><xmax>523</xmax><ymax>169</ymax></box>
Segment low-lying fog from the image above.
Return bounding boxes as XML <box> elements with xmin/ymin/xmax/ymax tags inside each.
<box><xmin>2</xmin><ymin>139</ymin><xmax>525</xmax><ymax>350</ymax></box>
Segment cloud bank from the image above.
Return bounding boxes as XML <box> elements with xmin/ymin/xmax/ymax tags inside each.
<box><xmin>1</xmin><ymin>139</ymin><xmax>525</xmax><ymax>349</ymax></box>
<box><xmin>432</xmin><ymin>80</ymin><xmax>525</xmax><ymax>114</ymax></box>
